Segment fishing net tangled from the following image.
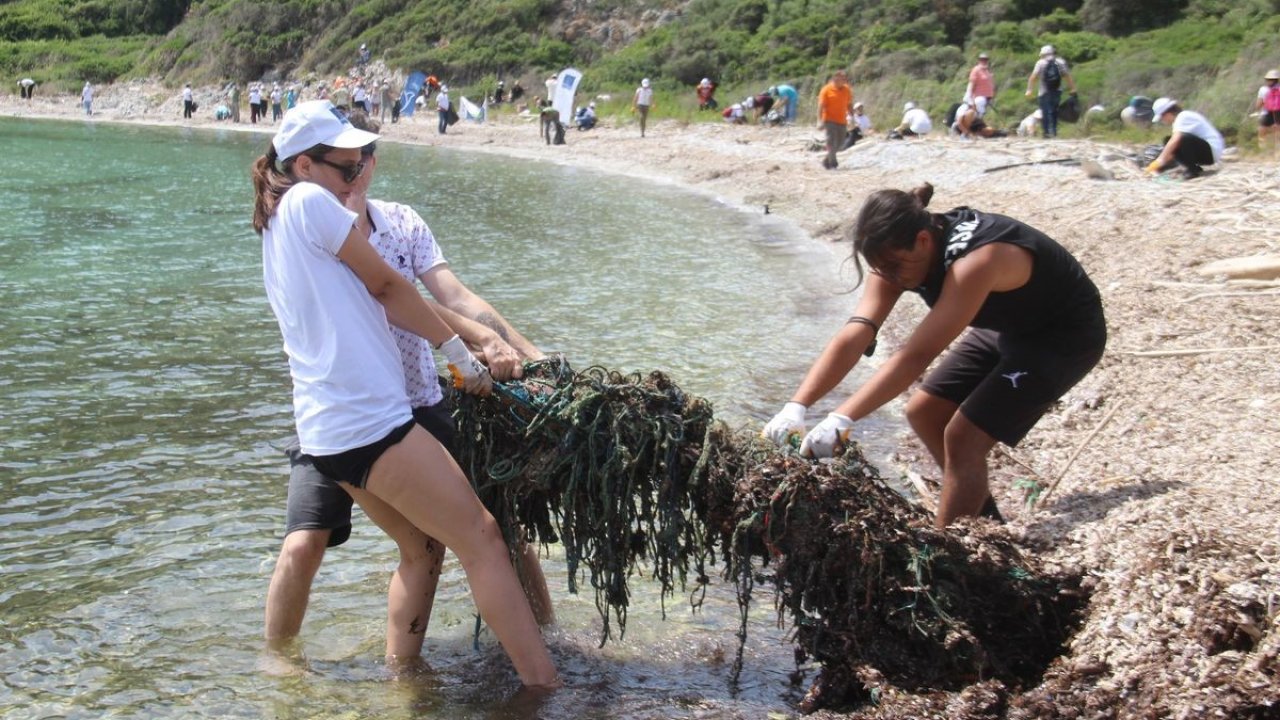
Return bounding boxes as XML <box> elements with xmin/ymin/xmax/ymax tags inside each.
<box><xmin>447</xmin><ymin>357</ymin><xmax>1086</xmax><ymax>712</ymax></box>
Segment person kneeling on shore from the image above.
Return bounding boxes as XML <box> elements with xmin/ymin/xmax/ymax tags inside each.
<box><xmin>1146</xmin><ymin>97</ymin><xmax>1224</xmax><ymax>180</ymax></box>
<box><xmin>762</xmin><ymin>182</ymin><xmax>1105</xmax><ymax>528</ymax></box>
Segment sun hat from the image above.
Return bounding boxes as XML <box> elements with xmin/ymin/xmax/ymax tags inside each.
<box><xmin>272</xmin><ymin>100</ymin><xmax>380</xmax><ymax>161</ymax></box>
<box><xmin>904</xmin><ymin>101</ymin><xmax>916</xmax><ymax>112</ymax></box>
<box><xmin>1040</xmin><ymin>45</ymin><xmax>1055</xmax><ymax>57</ymax></box>
<box><xmin>641</xmin><ymin>78</ymin><xmax>650</xmax><ymax>87</ymax></box>
<box><xmin>1151</xmin><ymin>97</ymin><xmax>1176</xmax><ymax>120</ymax></box>
<box><xmin>978</xmin><ymin>52</ymin><xmax>990</xmax><ymax>60</ymax></box>
<box><xmin>1266</xmin><ymin>69</ymin><xmax>1280</xmax><ymax>81</ymax></box>
<box><xmin>700</xmin><ymin>78</ymin><xmax>711</xmax><ymax>86</ymax></box>
<box><xmin>854</xmin><ymin>101</ymin><xmax>864</xmax><ymax>109</ymax></box>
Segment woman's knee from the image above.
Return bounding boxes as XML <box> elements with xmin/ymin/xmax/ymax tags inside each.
<box><xmin>279</xmin><ymin>529</ymin><xmax>329</xmax><ymax>573</ymax></box>
<box><xmin>905</xmin><ymin>391</ymin><xmax>956</xmax><ymax>433</ymax></box>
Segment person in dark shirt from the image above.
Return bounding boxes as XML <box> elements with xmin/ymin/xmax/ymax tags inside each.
<box><xmin>763</xmin><ymin>182</ymin><xmax>1105</xmax><ymax>527</ymax></box>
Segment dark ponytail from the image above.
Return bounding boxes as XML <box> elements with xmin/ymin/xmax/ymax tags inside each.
<box><xmin>849</xmin><ymin>182</ymin><xmax>935</xmax><ymax>286</ymax></box>
<box><xmin>250</xmin><ymin>144</ymin><xmax>336</xmax><ymax>235</ymax></box>
<box><xmin>251</xmin><ymin>146</ymin><xmax>291</xmax><ymax>236</ymax></box>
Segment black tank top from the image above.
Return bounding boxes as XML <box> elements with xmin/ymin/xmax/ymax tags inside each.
<box><xmin>912</xmin><ymin>208</ymin><xmax>1103</xmax><ymax>337</ymax></box>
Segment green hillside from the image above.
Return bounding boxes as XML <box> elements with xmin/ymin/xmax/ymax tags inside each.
<box><xmin>4</xmin><ymin>0</ymin><xmax>1279</xmax><ymax>140</ymax></box>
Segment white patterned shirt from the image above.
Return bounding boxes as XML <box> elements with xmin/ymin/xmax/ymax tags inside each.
<box><xmin>366</xmin><ymin>199</ymin><xmax>448</xmax><ymax>408</ymax></box>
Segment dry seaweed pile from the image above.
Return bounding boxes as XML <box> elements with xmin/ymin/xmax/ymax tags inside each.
<box><xmin>448</xmin><ymin>357</ymin><xmax>1084</xmax><ymax>711</ymax></box>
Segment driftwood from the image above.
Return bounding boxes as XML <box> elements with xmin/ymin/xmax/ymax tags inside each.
<box><xmin>982</xmin><ymin>157</ymin><xmax>1079</xmax><ymax>174</ymax></box>
<box><xmin>1121</xmin><ymin>345</ymin><xmax>1280</xmax><ymax>357</ymax></box>
<box><xmin>1196</xmin><ymin>255</ymin><xmax>1280</xmax><ymax>280</ymax></box>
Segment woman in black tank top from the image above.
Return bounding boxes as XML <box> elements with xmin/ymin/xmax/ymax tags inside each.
<box><xmin>761</xmin><ymin>183</ymin><xmax>1105</xmax><ymax>528</ymax></box>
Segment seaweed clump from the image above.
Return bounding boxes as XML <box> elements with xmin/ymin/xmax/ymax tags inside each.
<box><xmin>447</xmin><ymin>357</ymin><xmax>1086</xmax><ymax>711</ymax></box>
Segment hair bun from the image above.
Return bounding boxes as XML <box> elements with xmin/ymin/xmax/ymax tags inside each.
<box><xmin>911</xmin><ymin>182</ymin><xmax>935</xmax><ymax>208</ymax></box>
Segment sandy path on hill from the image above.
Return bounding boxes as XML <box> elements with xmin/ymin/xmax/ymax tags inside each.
<box><xmin>7</xmin><ymin>84</ymin><xmax>1278</xmax><ymax>717</ymax></box>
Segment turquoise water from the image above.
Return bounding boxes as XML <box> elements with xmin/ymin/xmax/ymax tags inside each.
<box><xmin>0</xmin><ymin>117</ymin><xmax>889</xmax><ymax>718</ymax></box>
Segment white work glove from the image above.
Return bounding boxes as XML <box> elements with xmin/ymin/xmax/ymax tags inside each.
<box><xmin>438</xmin><ymin>334</ymin><xmax>493</xmax><ymax>396</ymax></box>
<box><xmin>799</xmin><ymin>412</ymin><xmax>856</xmax><ymax>459</ymax></box>
<box><xmin>762</xmin><ymin>402</ymin><xmax>808</xmax><ymax>448</ymax></box>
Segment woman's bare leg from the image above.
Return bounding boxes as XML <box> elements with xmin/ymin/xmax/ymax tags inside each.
<box><xmin>346</xmin><ymin>485</ymin><xmax>446</xmax><ymax>660</ymax></box>
<box><xmin>363</xmin><ymin>426</ymin><xmax>558</xmax><ymax>686</ymax></box>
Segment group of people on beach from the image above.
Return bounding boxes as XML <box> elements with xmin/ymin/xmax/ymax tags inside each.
<box><xmin>251</xmin><ymin>78</ymin><xmax>1109</xmax><ymax>687</ymax></box>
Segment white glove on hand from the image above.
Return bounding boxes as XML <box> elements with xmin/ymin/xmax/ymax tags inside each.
<box><xmin>762</xmin><ymin>402</ymin><xmax>808</xmax><ymax>448</ymax></box>
<box><xmin>799</xmin><ymin>412</ymin><xmax>855</xmax><ymax>459</ymax></box>
<box><xmin>438</xmin><ymin>334</ymin><xmax>493</xmax><ymax>396</ymax></box>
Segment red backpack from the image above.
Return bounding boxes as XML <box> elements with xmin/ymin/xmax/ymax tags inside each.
<box><xmin>1265</xmin><ymin>85</ymin><xmax>1280</xmax><ymax>112</ymax></box>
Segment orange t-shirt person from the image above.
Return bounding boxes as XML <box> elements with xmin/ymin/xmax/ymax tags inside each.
<box><xmin>817</xmin><ymin>70</ymin><xmax>854</xmax><ymax>126</ymax></box>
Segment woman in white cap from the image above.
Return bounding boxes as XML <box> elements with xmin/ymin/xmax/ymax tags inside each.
<box><xmin>1254</xmin><ymin>69</ymin><xmax>1280</xmax><ymax>150</ymax></box>
<box><xmin>250</xmin><ymin>100</ymin><xmax>560</xmax><ymax>688</ymax></box>
<box><xmin>632</xmin><ymin>77</ymin><xmax>654</xmax><ymax>137</ymax></box>
<box><xmin>763</xmin><ymin>182</ymin><xmax>1105</xmax><ymax>529</ymax></box>
<box><xmin>1025</xmin><ymin>45</ymin><xmax>1076</xmax><ymax>138</ymax></box>
<box><xmin>1146</xmin><ymin>97</ymin><xmax>1224</xmax><ymax>179</ymax></box>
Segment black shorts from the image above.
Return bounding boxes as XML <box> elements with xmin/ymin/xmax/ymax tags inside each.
<box><xmin>283</xmin><ymin>404</ymin><xmax>457</xmax><ymax>547</ymax></box>
<box><xmin>1260</xmin><ymin>111</ymin><xmax>1280</xmax><ymax>128</ymax></box>
<box><xmin>920</xmin><ymin>324</ymin><xmax>1105</xmax><ymax>446</ymax></box>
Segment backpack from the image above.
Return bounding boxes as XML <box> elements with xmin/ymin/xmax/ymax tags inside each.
<box><xmin>1042</xmin><ymin>58</ymin><xmax>1062</xmax><ymax>92</ymax></box>
<box><xmin>1265</xmin><ymin>86</ymin><xmax>1280</xmax><ymax>113</ymax></box>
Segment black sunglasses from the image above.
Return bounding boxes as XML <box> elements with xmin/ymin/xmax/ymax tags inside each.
<box><xmin>312</xmin><ymin>157</ymin><xmax>366</xmax><ymax>183</ymax></box>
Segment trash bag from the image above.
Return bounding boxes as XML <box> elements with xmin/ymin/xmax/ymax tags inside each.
<box><xmin>1058</xmin><ymin>94</ymin><xmax>1081</xmax><ymax>123</ymax></box>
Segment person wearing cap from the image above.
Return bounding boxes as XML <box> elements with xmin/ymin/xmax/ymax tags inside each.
<box><xmin>762</xmin><ymin>181</ymin><xmax>1105</xmax><ymax>529</ymax></box>
<box><xmin>722</xmin><ymin>102</ymin><xmax>746</xmax><ymax>124</ymax></box>
<box><xmin>891</xmin><ymin>101</ymin><xmax>932</xmax><ymax>139</ymax></box>
<box><xmin>747</xmin><ymin>90</ymin><xmax>776</xmax><ymax>123</ymax></box>
<box><xmin>816</xmin><ymin>70</ymin><xmax>854</xmax><ymax>169</ymax></box>
<box><xmin>1254</xmin><ymin>70</ymin><xmax>1280</xmax><ymax>150</ymax></box>
<box><xmin>380</xmin><ymin>80</ymin><xmax>395</xmax><ymax>122</ymax></box>
<box><xmin>770</xmin><ymin>83</ymin><xmax>799</xmax><ymax>123</ymax></box>
<box><xmin>965</xmin><ymin>52</ymin><xmax>995</xmax><ymax>118</ymax></box>
<box><xmin>249</xmin><ymin>83</ymin><xmax>263</xmax><ymax>123</ymax></box>
<box><xmin>494</xmin><ymin>79</ymin><xmax>506</xmax><ymax>104</ymax></box>
<box><xmin>264</xmin><ymin>108</ymin><xmax>558</xmax><ymax>662</ymax></box>
<box><xmin>1146</xmin><ymin>97</ymin><xmax>1224</xmax><ymax>179</ymax></box>
<box><xmin>250</xmin><ymin>100</ymin><xmax>559</xmax><ymax>687</ymax></box>
<box><xmin>633</xmin><ymin>77</ymin><xmax>655</xmax><ymax>137</ymax></box>
<box><xmin>357</xmin><ymin>42</ymin><xmax>370</xmax><ymax>66</ymax></box>
<box><xmin>575</xmin><ymin>101</ymin><xmax>597</xmax><ymax>130</ymax></box>
<box><xmin>18</xmin><ymin>77</ymin><xmax>36</xmax><ymax>101</ymax></box>
<box><xmin>852</xmin><ymin>101</ymin><xmax>873</xmax><ymax>134</ymax></box>
<box><xmin>182</xmin><ymin>83</ymin><xmax>195</xmax><ymax>119</ymax></box>
<box><xmin>270</xmin><ymin>84</ymin><xmax>283</xmax><ymax>122</ymax></box>
<box><xmin>696</xmin><ymin>77</ymin><xmax>718</xmax><ymax>111</ymax></box>
<box><xmin>1025</xmin><ymin>45</ymin><xmax>1076</xmax><ymax>138</ymax></box>
<box><xmin>435</xmin><ymin>83</ymin><xmax>451</xmax><ymax>134</ymax></box>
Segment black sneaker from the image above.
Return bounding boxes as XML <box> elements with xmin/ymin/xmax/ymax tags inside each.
<box><xmin>979</xmin><ymin>495</ymin><xmax>1005</xmax><ymax>523</ymax></box>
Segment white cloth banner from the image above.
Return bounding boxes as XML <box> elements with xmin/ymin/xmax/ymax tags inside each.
<box><xmin>553</xmin><ymin>68</ymin><xmax>582</xmax><ymax>124</ymax></box>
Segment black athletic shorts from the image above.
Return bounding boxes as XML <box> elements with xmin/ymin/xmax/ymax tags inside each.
<box><xmin>283</xmin><ymin>404</ymin><xmax>457</xmax><ymax>547</ymax></box>
<box><xmin>1261</xmin><ymin>111</ymin><xmax>1280</xmax><ymax>128</ymax></box>
<box><xmin>920</xmin><ymin>323</ymin><xmax>1106</xmax><ymax>447</ymax></box>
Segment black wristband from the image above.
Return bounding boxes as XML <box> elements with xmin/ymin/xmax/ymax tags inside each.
<box><xmin>845</xmin><ymin>315</ymin><xmax>879</xmax><ymax>357</ymax></box>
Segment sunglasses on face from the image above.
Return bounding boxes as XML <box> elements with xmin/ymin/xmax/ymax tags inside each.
<box><xmin>312</xmin><ymin>156</ymin><xmax>366</xmax><ymax>183</ymax></box>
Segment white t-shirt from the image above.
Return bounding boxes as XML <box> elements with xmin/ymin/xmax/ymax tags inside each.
<box><xmin>1172</xmin><ymin>110</ymin><xmax>1225</xmax><ymax>163</ymax></box>
<box><xmin>249</xmin><ymin>87</ymin><xmax>262</xmax><ymax>104</ymax></box>
<box><xmin>262</xmin><ymin>182</ymin><xmax>411</xmax><ymax>455</ymax></box>
<box><xmin>271</xmin><ymin>88</ymin><xmax>282</xmax><ymax>103</ymax></box>
<box><xmin>82</xmin><ymin>84</ymin><xmax>93</xmax><ymax>101</ymax></box>
<box><xmin>436</xmin><ymin>92</ymin><xmax>450</xmax><ymax>111</ymax></box>
<box><xmin>367</xmin><ymin>199</ymin><xmax>448</xmax><ymax>408</ymax></box>
<box><xmin>854</xmin><ymin>112</ymin><xmax>873</xmax><ymax>132</ymax></box>
<box><xmin>182</xmin><ymin>87</ymin><xmax>193</xmax><ymax>101</ymax></box>
<box><xmin>903</xmin><ymin>108</ymin><xmax>932</xmax><ymax>134</ymax></box>
<box><xmin>635</xmin><ymin>86</ymin><xmax>654</xmax><ymax>106</ymax></box>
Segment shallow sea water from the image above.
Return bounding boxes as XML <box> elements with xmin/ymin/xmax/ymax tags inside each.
<box><xmin>0</xmin><ymin>116</ymin><xmax>893</xmax><ymax>718</ymax></box>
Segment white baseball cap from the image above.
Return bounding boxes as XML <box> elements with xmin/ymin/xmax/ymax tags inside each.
<box><xmin>272</xmin><ymin>100</ymin><xmax>380</xmax><ymax>161</ymax></box>
<box><xmin>904</xmin><ymin>101</ymin><xmax>916</xmax><ymax>111</ymax></box>
<box><xmin>641</xmin><ymin>78</ymin><xmax>650</xmax><ymax>87</ymax></box>
<box><xmin>1040</xmin><ymin>45</ymin><xmax>1055</xmax><ymax>57</ymax></box>
<box><xmin>1151</xmin><ymin>97</ymin><xmax>1177</xmax><ymax>121</ymax></box>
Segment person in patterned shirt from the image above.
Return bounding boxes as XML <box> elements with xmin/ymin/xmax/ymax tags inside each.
<box><xmin>264</xmin><ymin>110</ymin><xmax>555</xmax><ymax>662</ymax></box>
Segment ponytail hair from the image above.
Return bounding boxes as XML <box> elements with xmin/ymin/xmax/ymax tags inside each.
<box><xmin>849</xmin><ymin>182</ymin><xmax>935</xmax><ymax>286</ymax></box>
<box><xmin>251</xmin><ymin>146</ymin><xmax>291</xmax><ymax>236</ymax></box>
<box><xmin>250</xmin><ymin>144</ymin><xmax>336</xmax><ymax>235</ymax></box>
